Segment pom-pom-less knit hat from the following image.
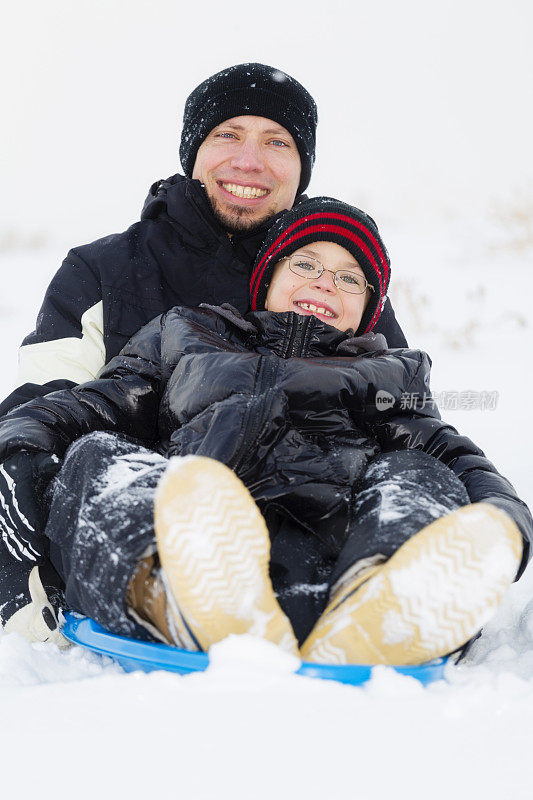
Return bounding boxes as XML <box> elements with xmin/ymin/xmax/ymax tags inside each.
<box><xmin>179</xmin><ymin>63</ymin><xmax>318</xmax><ymax>195</ymax></box>
<box><xmin>250</xmin><ymin>197</ymin><xmax>391</xmax><ymax>335</ymax></box>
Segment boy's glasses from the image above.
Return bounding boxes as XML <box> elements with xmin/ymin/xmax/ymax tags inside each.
<box><xmin>284</xmin><ymin>254</ymin><xmax>374</xmax><ymax>295</ymax></box>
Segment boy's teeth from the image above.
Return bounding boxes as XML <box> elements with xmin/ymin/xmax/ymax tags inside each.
<box><xmin>296</xmin><ymin>302</ymin><xmax>334</xmax><ymax>317</ymax></box>
<box><xmin>221</xmin><ymin>183</ymin><xmax>268</xmax><ymax>198</ymax></box>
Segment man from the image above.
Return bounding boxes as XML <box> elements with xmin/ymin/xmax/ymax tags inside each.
<box><xmin>0</xmin><ymin>62</ymin><xmax>405</xmax><ymax>644</ymax></box>
<box><xmin>0</xmin><ymin>63</ymin><xmax>406</xmax><ymax>418</ymax></box>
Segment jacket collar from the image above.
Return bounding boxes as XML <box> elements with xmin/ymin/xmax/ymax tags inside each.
<box><xmin>200</xmin><ymin>304</ymin><xmax>388</xmax><ymax>356</ymax></box>
<box><xmin>248</xmin><ymin>310</ymin><xmax>387</xmax><ymax>356</ymax></box>
<box><xmin>140</xmin><ymin>173</ymin><xmax>286</xmax><ymax>262</ymax></box>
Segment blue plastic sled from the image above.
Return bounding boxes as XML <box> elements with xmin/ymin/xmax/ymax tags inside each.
<box><xmin>62</xmin><ymin>612</ymin><xmax>447</xmax><ymax>686</ymax></box>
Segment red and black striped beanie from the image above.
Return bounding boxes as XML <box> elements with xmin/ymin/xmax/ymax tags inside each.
<box><xmin>249</xmin><ymin>197</ymin><xmax>391</xmax><ymax>334</ymax></box>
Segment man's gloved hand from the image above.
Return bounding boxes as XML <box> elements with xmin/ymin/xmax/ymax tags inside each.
<box><xmin>0</xmin><ymin>451</ymin><xmax>68</xmax><ymax>647</ymax></box>
<box><xmin>0</xmin><ymin>451</ymin><xmax>61</xmax><ymax>563</ymax></box>
<box><xmin>3</xmin><ymin>565</ymin><xmax>70</xmax><ymax>648</ymax></box>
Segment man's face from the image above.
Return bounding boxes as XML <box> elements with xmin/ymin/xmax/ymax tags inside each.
<box><xmin>192</xmin><ymin>115</ymin><xmax>301</xmax><ymax>234</ymax></box>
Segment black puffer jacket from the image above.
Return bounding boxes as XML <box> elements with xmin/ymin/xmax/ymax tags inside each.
<box><xmin>0</xmin><ymin>305</ymin><xmax>530</xmax><ymax>571</ymax></box>
<box><xmin>0</xmin><ymin>174</ymin><xmax>408</xmax><ymax>416</ymax></box>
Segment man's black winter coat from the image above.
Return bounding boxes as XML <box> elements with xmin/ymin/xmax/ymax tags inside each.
<box><xmin>0</xmin><ymin>305</ymin><xmax>530</xmax><ymax>575</ymax></box>
<box><xmin>0</xmin><ymin>174</ymin><xmax>408</xmax><ymax>416</ymax></box>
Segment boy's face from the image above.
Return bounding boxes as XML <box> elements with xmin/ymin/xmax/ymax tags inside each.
<box><xmin>265</xmin><ymin>241</ymin><xmax>371</xmax><ymax>332</ymax></box>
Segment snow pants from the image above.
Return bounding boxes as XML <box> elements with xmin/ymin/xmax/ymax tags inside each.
<box><xmin>45</xmin><ymin>432</ymin><xmax>469</xmax><ymax>644</ymax></box>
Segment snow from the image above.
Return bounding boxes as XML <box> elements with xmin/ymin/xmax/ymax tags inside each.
<box><xmin>3</xmin><ymin>2</ymin><xmax>533</xmax><ymax>798</ymax></box>
<box><xmin>2</xmin><ymin>632</ymin><xmax>533</xmax><ymax>800</ymax></box>
<box><xmin>97</xmin><ymin>445</ymin><xmax>166</xmax><ymax>498</ymax></box>
<box><xmin>375</xmin><ymin>479</ymin><xmax>452</xmax><ymax>523</ymax></box>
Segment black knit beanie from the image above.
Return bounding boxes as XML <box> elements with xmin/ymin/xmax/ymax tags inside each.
<box><xmin>250</xmin><ymin>197</ymin><xmax>391</xmax><ymax>335</ymax></box>
<box><xmin>180</xmin><ymin>63</ymin><xmax>318</xmax><ymax>195</ymax></box>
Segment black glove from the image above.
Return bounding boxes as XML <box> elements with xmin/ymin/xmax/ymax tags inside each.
<box><xmin>0</xmin><ymin>451</ymin><xmax>61</xmax><ymax>564</ymax></box>
<box><xmin>0</xmin><ymin>452</ymin><xmax>69</xmax><ymax>646</ymax></box>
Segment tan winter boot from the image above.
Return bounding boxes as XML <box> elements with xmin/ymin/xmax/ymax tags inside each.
<box><xmin>153</xmin><ymin>456</ymin><xmax>299</xmax><ymax>655</ymax></box>
<box><xmin>300</xmin><ymin>503</ymin><xmax>523</xmax><ymax>666</ymax></box>
<box><xmin>126</xmin><ymin>553</ymin><xmax>180</xmax><ymax>646</ymax></box>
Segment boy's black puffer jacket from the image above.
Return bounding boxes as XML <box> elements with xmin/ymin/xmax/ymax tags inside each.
<box><xmin>0</xmin><ymin>304</ymin><xmax>530</xmax><ymax>572</ymax></box>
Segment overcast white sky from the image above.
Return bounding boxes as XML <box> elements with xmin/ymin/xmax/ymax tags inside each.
<box><xmin>2</xmin><ymin>0</ymin><xmax>532</xmax><ymax>246</ymax></box>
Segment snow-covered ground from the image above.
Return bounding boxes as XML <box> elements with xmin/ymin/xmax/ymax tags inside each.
<box><xmin>1</xmin><ymin>221</ymin><xmax>532</xmax><ymax>800</ymax></box>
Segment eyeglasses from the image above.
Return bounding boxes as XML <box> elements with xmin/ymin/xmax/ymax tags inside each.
<box><xmin>284</xmin><ymin>253</ymin><xmax>374</xmax><ymax>295</ymax></box>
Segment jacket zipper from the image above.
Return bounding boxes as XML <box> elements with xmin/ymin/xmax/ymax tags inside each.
<box><xmin>228</xmin><ymin>356</ymin><xmax>279</xmax><ymax>472</ymax></box>
<box><xmin>228</xmin><ymin>316</ymin><xmax>312</xmax><ymax>471</ymax></box>
<box><xmin>285</xmin><ymin>314</ymin><xmax>312</xmax><ymax>358</ymax></box>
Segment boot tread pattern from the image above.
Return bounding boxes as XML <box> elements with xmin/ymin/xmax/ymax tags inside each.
<box><xmin>155</xmin><ymin>457</ymin><xmax>298</xmax><ymax>653</ymax></box>
<box><xmin>302</xmin><ymin>503</ymin><xmax>522</xmax><ymax>666</ymax></box>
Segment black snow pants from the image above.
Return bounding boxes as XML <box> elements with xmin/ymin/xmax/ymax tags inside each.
<box><xmin>45</xmin><ymin>432</ymin><xmax>469</xmax><ymax>644</ymax></box>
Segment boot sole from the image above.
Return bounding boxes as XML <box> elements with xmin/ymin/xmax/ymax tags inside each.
<box><xmin>301</xmin><ymin>502</ymin><xmax>522</xmax><ymax>665</ymax></box>
<box><xmin>154</xmin><ymin>456</ymin><xmax>297</xmax><ymax>654</ymax></box>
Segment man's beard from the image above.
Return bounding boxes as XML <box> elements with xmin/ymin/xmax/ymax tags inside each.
<box><xmin>208</xmin><ymin>194</ymin><xmax>279</xmax><ymax>235</ymax></box>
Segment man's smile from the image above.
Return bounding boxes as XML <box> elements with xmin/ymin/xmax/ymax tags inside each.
<box><xmin>192</xmin><ymin>116</ymin><xmax>301</xmax><ymax>232</ymax></box>
<box><xmin>218</xmin><ymin>181</ymin><xmax>270</xmax><ymax>200</ymax></box>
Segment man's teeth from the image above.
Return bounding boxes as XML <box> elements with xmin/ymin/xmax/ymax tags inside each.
<box><xmin>296</xmin><ymin>301</ymin><xmax>335</xmax><ymax>318</ymax></box>
<box><xmin>221</xmin><ymin>183</ymin><xmax>268</xmax><ymax>198</ymax></box>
